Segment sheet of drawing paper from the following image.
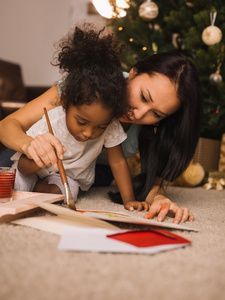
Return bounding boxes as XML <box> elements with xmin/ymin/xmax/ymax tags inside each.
<box><xmin>32</xmin><ymin>201</ymin><xmax>198</xmax><ymax>232</ymax></box>
<box><xmin>57</xmin><ymin>226</ymin><xmax>191</xmax><ymax>254</ymax></box>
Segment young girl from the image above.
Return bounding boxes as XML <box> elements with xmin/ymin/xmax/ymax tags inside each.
<box><xmin>11</xmin><ymin>24</ymin><xmax>147</xmax><ymax>212</ymax></box>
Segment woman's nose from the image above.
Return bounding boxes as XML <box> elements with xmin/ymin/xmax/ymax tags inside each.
<box><xmin>133</xmin><ymin>105</ymin><xmax>149</xmax><ymax>120</ymax></box>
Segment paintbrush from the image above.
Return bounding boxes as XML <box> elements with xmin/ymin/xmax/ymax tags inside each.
<box><xmin>43</xmin><ymin>107</ymin><xmax>76</xmax><ymax>210</ymax></box>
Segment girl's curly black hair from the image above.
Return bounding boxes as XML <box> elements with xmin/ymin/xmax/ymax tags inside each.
<box><xmin>52</xmin><ymin>23</ymin><xmax>127</xmax><ymax>119</ymax></box>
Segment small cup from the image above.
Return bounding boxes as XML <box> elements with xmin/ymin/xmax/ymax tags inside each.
<box><xmin>0</xmin><ymin>167</ymin><xmax>16</xmax><ymax>203</ymax></box>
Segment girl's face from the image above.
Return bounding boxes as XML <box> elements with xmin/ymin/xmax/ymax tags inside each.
<box><xmin>65</xmin><ymin>102</ymin><xmax>113</xmax><ymax>142</ymax></box>
<box><xmin>119</xmin><ymin>70</ymin><xmax>181</xmax><ymax>125</ymax></box>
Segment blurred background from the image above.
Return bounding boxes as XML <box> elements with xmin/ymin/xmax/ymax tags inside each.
<box><xmin>0</xmin><ymin>0</ymin><xmax>106</xmax><ymax>86</ymax></box>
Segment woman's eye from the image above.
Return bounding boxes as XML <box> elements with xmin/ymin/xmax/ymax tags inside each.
<box><xmin>141</xmin><ymin>92</ymin><xmax>148</xmax><ymax>103</ymax></box>
<box><xmin>153</xmin><ymin>111</ymin><xmax>161</xmax><ymax>119</ymax></box>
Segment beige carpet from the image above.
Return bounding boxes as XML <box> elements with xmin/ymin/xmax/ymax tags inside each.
<box><xmin>0</xmin><ymin>186</ymin><xmax>225</xmax><ymax>300</ymax></box>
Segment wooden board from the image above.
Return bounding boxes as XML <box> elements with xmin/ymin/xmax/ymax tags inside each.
<box><xmin>0</xmin><ymin>191</ymin><xmax>65</xmax><ymax>223</ymax></box>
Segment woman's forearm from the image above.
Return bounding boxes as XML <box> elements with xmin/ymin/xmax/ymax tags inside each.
<box><xmin>0</xmin><ymin>117</ymin><xmax>34</xmax><ymax>154</ymax></box>
<box><xmin>0</xmin><ymin>85</ymin><xmax>59</xmax><ymax>154</ymax></box>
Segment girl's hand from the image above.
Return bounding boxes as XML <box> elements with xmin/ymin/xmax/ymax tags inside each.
<box><xmin>23</xmin><ymin>133</ymin><xmax>66</xmax><ymax>168</ymax></box>
<box><xmin>124</xmin><ymin>201</ymin><xmax>149</xmax><ymax>212</ymax></box>
<box><xmin>144</xmin><ymin>194</ymin><xmax>194</xmax><ymax>224</ymax></box>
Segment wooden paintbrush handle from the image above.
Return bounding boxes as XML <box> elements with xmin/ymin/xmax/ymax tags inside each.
<box><xmin>43</xmin><ymin>107</ymin><xmax>68</xmax><ymax>184</ymax></box>
<box><xmin>57</xmin><ymin>159</ymin><xmax>68</xmax><ymax>184</ymax></box>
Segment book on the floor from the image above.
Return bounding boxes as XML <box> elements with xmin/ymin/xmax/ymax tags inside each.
<box><xmin>10</xmin><ymin>196</ymin><xmax>198</xmax><ymax>233</ymax></box>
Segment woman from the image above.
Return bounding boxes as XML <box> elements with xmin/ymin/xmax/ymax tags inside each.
<box><xmin>96</xmin><ymin>51</ymin><xmax>203</xmax><ymax>223</ymax></box>
<box><xmin>0</xmin><ymin>40</ymin><xmax>202</xmax><ymax>224</ymax></box>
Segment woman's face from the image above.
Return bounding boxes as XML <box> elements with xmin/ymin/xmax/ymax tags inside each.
<box><xmin>119</xmin><ymin>70</ymin><xmax>181</xmax><ymax>125</ymax></box>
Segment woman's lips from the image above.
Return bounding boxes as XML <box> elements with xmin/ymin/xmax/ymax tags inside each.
<box><xmin>123</xmin><ymin>113</ymin><xmax>133</xmax><ymax>121</ymax></box>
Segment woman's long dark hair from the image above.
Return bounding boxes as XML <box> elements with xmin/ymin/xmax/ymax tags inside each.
<box><xmin>133</xmin><ymin>51</ymin><xmax>203</xmax><ymax>201</ymax></box>
<box><xmin>110</xmin><ymin>51</ymin><xmax>203</xmax><ymax>203</ymax></box>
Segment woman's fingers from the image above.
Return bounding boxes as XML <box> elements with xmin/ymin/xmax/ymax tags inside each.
<box><xmin>188</xmin><ymin>211</ymin><xmax>194</xmax><ymax>222</ymax></box>
<box><xmin>123</xmin><ymin>195</ymin><xmax>194</xmax><ymax>224</ymax></box>
<box><xmin>171</xmin><ymin>205</ymin><xmax>183</xmax><ymax>224</ymax></box>
<box><xmin>26</xmin><ymin>133</ymin><xmax>65</xmax><ymax>168</ymax></box>
<box><xmin>144</xmin><ymin>200</ymin><xmax>170</xmax><ymax>221</ymax></box>
<box><xmin>144</xmin><ymin>197</ymin><xmax>194</xmax><ymax>224</ymax></box>
<box><xmin>170</xmin><ymin>203</ymin><xmax>194</xmax><ymax>224</ymax></box>
<box><xmin>181</xmin><ymin>207</ymin><xmax>194</xmax><ymax>223</ymax></box>
<box><xmin>156</xmin><ymin>203</ymin><xmax>170</xmax><ymax>222</ymax></box>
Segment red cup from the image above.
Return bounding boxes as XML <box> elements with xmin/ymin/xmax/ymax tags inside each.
<box><xmin>0</xmin><ymin>167</ymin><xmax>16</xmax><ymax>203</ymax></box>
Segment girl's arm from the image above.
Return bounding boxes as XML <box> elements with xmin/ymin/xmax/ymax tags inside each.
<box><xmin>17</xmin><ymin>154</ymin><xmax>41</xmax><ymax>175</ymax></box>
<box><xmin>144</xmin><ymin>178</ymin><xmax>194</xmax><ymax>224</ymax></box>
<box><xmin>0</xmin><ymin>85</ymin><xmax>65</xmax><ymax>168</ymax></box>
<box><xmin>106</xmin><ymin>145</ymin><xmax>148</xmax><ymax>212</ymax></box>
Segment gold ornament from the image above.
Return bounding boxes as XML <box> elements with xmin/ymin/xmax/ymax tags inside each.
<box><xmin>209</xmin><ymin>71</ymin><xmax>223</xmax><ymax>84</ymax></box>
<box><xmin>203</xmin><ymin>177</ymin><xmax>225</xmax><ymax>191</ymax></box>
<box><xmin>152</xmin><ymin>42</ymin><xmax>158</xmax><ymax>53</ymax></box>
<box><xmin>139</xmin><ymin>0</ymin><xmax>159</xmax><ymax>21</ymax></box>
<box><xmin>170</xmin><ymin>161</ymin><xmax>205</xmax><ymax>187</ymax></box>
<box><xmin>186</xmin><ymin>2</ymin><xmax>194</xmax><ymax>8</ymax></box>
<box><xmin>209</xmin><ymin>58</ymin><xmax>223</xmax><ymax>84</ymax></box>
<box><xmin>203</xmin><ymin>171</ymin><xmax>225</xmax><ymax>191</ymax></box>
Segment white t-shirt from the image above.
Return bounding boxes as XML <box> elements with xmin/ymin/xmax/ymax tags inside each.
<box><xmin>11</xmin><ymin>106</ymin><xmax>127</xmax><ymax>190</ymax></box>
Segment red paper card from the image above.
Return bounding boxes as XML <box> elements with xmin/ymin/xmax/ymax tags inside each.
<box><xmin>107</xmin><ymin>229</ymin><xmax>191</xmax><ymax>247</ymax></box>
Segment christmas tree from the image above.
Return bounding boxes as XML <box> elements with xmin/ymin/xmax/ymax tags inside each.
<box><xmin>108</xmin><ymin>0</ymin><xmax>225</xmax><ymax>140</ymax></box>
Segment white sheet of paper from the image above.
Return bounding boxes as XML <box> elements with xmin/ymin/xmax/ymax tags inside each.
<box><xmin>58</xmin><ymin>226</ymin><xmax>190</xmax><ymax>255</ymax></box>
<box><xmin>12</xmin><ymin>215</ymin><xmax>96</xmax><ymax>235</ymax></box>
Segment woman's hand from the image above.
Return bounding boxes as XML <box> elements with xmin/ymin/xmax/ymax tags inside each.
<box><xmin>144</xmin><ymin>194</ymin><xmax>194</xmax><ymax>224</ymax></box>
<box><xmin>124</xmin><ymin>201</ymin><xmax>149</xmax><ymax>212</ymax></box>
<box><xmin>23</xmin><ymin>133</ymin><xmax>66</xmax><ymax>169</ymax></box>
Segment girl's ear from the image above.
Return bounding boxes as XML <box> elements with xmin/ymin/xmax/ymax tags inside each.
<box><xmin>128</xmin><ymin>67</ymin><xmax>138</xmax><ymax>79</ymax></box>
